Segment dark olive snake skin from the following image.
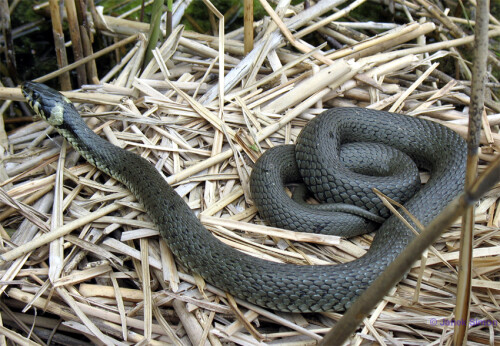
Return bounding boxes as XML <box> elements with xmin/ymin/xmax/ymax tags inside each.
<box><xmin>22</xmin><ymin>81</ymin><xmax>466</xmax><ymax>312</ymax></box>
<box><xmin>250</xmin><ymin>141</ymin><xmax>422</xmax><ymax>236</ymax></box>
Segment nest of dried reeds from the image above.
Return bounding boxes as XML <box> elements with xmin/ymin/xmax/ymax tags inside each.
<box><xmin>0</xmin><ymin>0</ymin><xmax>499</xmax><ymax>344</ymax></box>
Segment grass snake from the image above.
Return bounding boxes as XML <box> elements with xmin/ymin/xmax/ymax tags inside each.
<box><xmin>22</xmin><ymin>81</ymin><xmax>466</xmax><ymax>312</ymax></box>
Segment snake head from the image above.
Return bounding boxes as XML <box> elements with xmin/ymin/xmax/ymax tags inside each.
<box><xmin>21</xmin><ymin>81</ymin><xmax>71</xmax><ymax>127</ymax></box>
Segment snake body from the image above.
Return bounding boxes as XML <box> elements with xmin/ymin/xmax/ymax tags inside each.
<box><xmin>22</xmin><ymin>82</ymin><xmax>466</xmax><ymax>312</ymax></box>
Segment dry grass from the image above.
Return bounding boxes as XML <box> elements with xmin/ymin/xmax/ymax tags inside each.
<box><xmin>0</xmin><ymin>0</ymin><xmax>499</xmax><ymax>344</ymax></box>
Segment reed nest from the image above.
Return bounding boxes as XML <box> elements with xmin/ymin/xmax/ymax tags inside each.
<box><xmin>0</xmin><ymin>0</ymin><xmax>499</xmax><ymax>344</ymax></box>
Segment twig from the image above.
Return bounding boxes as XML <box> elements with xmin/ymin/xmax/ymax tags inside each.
<box><xmin>322</xmin><ymin>155</ymin><xmax>500</xmax><ymax>345</ymax></box>
<box><xmin>454</xmin><ymin>0</ymin><xmax>491</xmax><ymax>344</ymax></box>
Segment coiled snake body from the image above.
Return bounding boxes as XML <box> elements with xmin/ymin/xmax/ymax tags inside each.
<box><xmin>22</xmin><ymin>82</ymin><xmax>466</xmax><ymax>312</ymax></box>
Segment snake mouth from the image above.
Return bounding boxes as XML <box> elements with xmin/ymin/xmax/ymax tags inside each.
<box><xmin>21</xmin><ymin>81</ymin><xmax>39</xmax><ymax>109</ymax></box>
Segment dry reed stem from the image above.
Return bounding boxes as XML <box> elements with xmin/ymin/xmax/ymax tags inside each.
<box><xmin>48</xmin><ymin>0</ymin><xmax>71</xmax><ymax>90</ymax></box>
<box><xmin>1</xmin><ymin>1</ymin><xmax>500</xmax><ymax>344</ymax></box>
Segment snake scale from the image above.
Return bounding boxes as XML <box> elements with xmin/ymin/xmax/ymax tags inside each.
<box><xmin>22</xmin><ymin>81</ymin><xmax>466</xmax><ymax>312</ymax></box>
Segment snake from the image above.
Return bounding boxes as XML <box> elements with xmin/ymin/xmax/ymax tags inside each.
<box><xmin>21</xmin><ymin>81</ymin><xmax>466</xmax><ymax>312</ymax></box>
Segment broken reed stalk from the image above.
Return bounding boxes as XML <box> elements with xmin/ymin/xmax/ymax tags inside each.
<box><xmin>48</xmin><ymin>0</ymin><xmax>71</xmax><ymax>90</ymax></box>
<box><xmin>33</xmin><ymin>34</ymin><xmax>140</xmax><ymax>84</ymax></box>
<box><xmin>454</xmin><ymin>0</ymin><xmax>491</xmax><ymax>344</ymax></box>
<box><xmin>64</xmin><ymin>0</ymin><xmax>87</xmax><ymax>85</ymax></box>
<box><xmin>244</xmin><ymin>0</ymin><xmax>253</xmax><ymax>53</ymax></box>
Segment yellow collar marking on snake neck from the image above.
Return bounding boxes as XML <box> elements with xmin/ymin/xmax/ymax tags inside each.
<box><xmin>46</xmin><ymin>103</ymin><xmax>65</xmax><ymax>126</ymax></box>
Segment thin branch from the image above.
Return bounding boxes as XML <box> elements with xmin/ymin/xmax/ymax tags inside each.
<box><xmin>454</xmin><ymin>0</ymin><xmax>490</xmax><ymax>343</ymax></box>
<box><xmin>321</xmin><ymin>155</ymin><xmax>500</xmax><ymax>345</ymax></box>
